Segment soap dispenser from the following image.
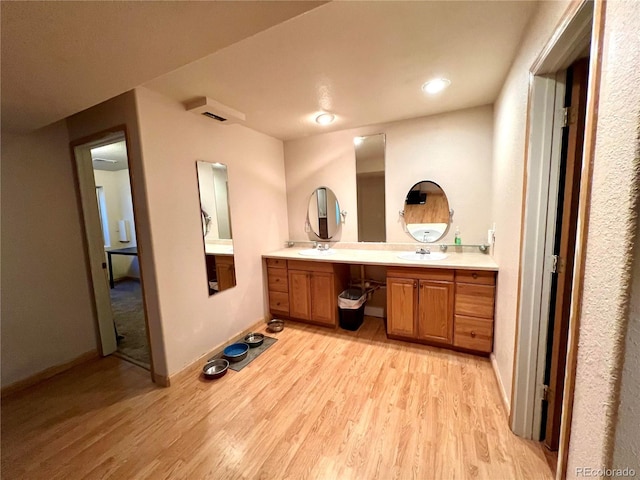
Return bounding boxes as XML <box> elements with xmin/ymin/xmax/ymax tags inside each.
<box><xmin>454</xmin><ymin>226</ymin><xmax>462</xmax><ymax>245</ymax></box>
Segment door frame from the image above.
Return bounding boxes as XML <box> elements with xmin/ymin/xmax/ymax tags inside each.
<box><xmin>70</xmin><ymin>125</ymin><xmax>155</xmax><ymax>379</ymax></box>
<box><xmin>509</xmin><ymin>0</ymin><xmax>604</xmax><ymax>477</ymax></box>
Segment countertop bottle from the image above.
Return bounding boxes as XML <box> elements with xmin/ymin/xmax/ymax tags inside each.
<box><xmin>454</xmin><ymin>226</ymin><xmax>462</xmax><ymax>245</ymax></box>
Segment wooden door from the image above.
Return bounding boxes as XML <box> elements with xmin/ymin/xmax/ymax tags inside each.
<box><xmin>310</xmin><ymin>272</ymin><xmax>335</xmax><ymax>326</ymax></box>
<box><xmin>543</xmin><ymin>58</ymin><xmax>589</xmax><ymax>450</ymax></box>
<box><xmin>387</xmin><ymin>278</ymin><xmax>417</xmax><ymax>337</ymax></box>
<box><xmin>288</xmin><ymin>270</ymin><xmax>312</xmax><ymax>320</ymax></box>
<box><xmin>417</xmin><ymin>281</ymin><xmax>454</xmax><ymax>344</ymax></box>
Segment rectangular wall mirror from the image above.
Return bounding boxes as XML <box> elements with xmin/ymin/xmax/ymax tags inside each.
<box><xmin>196</xmin><ymin>161</ymin><xmax>236</xmax><ymax>295</ymax></box>
<box><xmin>355</xmin><ymin>133</ymin><xmax>386</xmax><ymax>242</ymax></box>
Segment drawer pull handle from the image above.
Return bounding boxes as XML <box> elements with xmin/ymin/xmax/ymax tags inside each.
<box><xmin>471</xmin><ymin>331</ymin><xmax>476</xmax><ymax>338</ymax></box>
<box><xmin>276</xmin><ymin>302</ymin><xmax>281</xmax><ymax>306</ymax></box>
<box><xmin>276</xmin><ymin>279</ymin><xmax>280</xmax><ymax>282</ymax></box>
<box><xmin>472</xmin><ymin>273</ymin><xmax>478</xmax><ymax>279</ymax></box>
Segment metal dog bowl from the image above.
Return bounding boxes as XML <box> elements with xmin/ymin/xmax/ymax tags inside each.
<box><xmin>267</xmin><ymin>319</ymin><xmax>285</xmax><ymax>333</ymax></box>
<box><xmin>244</xmin><ymin>332</ymin><xmax>265</xmax><ymax>348</ymax></box>
<box><xmin>223</xmin><ymin>342</ymin><xmax>249</xmax><ymax>362</ymax></box>
<box><xmin>202</xmin><ymin>358</ymin><xmax>229</xmax><ymax>379</ymax></box>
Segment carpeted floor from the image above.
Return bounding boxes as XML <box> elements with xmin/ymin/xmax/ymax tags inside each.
<box><xmin>110</xmin><ymin>279</ymin><xmax>150</xmax><ymax>369</ymax></box>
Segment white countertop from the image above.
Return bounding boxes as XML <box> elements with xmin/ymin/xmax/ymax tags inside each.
<box><xmin>263</xmin><ymin>247</ymin><xmax>498</xmax><ymax>271</ymax></box>
<box><xmin>205</xmin><ymin>244</ymin><xmax>234</xmax><ymax>256</ymax></box>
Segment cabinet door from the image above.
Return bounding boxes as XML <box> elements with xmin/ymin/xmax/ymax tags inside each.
<box><xmin>288</xmin><ymin>270</ymin><xmax>311</xmax><ymax>320</ymax></box>
<box><xmin>310</xmin><ymin>272</ymin><xmax>335</xmax><ymax>326</ymax></box>
<box><xmin>215</xmin><ymin>256</ymin><xmax>236</xmax><ymax>292</ymax></box>
<box><xmin>418</xmin><ymin>280</ymin><xmax>454</xmax><ymax>344</ymax></box>
<box><xmin>387</xmin><ymin>278</ymin><xmax>417</xmax><ymax>337</ymax></box>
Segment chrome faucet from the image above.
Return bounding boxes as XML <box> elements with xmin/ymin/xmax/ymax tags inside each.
<box><xmin>317</xmin><ymin>243</ymin><xmax>329</xmax><ymax>251</ymax></box>
<box><xmin>416</xmin><ymin>247</ymin><xmax>431</xmax><ymax>255</ymax></box>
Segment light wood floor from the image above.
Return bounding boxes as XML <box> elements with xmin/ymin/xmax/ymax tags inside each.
<box><xmin>1</xmin><ymin>317</ymin><xmax>554</xmax><ymax>479</ymax></box>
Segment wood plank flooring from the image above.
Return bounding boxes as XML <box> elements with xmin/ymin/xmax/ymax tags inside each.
<box><xmin>1</xmin><ymin>317</ymin><xmax>554</xmax><ymax>479</ymax></box>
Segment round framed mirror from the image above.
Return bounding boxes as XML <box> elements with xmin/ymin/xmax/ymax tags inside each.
<box><xmin>403</xmin><ymin>180</ymin><xmax>451</xmax><ymax>242</ymax></box>
<box><xmin>307</xmin><ymin>186</ymin><xmax>341</xmax><ymax>240</ymax></box>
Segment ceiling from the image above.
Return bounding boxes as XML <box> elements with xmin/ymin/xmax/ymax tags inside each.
<box><xmin>144</xmin><ymin>1</ymin><xmax>539</xmax><ymax>140</ymax></box>
<box><xmin>91</xmin><ymin>141</ymin><xmax>128</xmax><ymax>172</ymax></box>
<box><xmin>2</xmin><ymin>1</ymin><xmax>538</xmax><ymax>140</ymax></box>
<box><xmin>1</xmin><ymin>1</ymin><xmax>325</xmax><ymax>133</ymax></box>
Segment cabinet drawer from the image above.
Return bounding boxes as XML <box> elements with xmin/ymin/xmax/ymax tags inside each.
<box><xmin>266</xmin><ymin>258</ymin><xmax>287</xmax><ymax>269</ymax></box>
<box><xmin>455</xmin><ymin>270</ymin><xmax>496</xmax><ymax>285</ymax></box>
<box><xmin>388</xmin><ymin>267</ymin><xmax>454</xmax><ymax>282</ymax></box>
<box><xmin>268</xmin><ymin>268</ymin><xmax>289</xmax><ymax>293</ymax></box>
<box><xmin>287</xmin><ymin>260</ymin><xmax>335</xmax><ymax>273</ymax></box>
<box><xmin>454</xmin><ymin>315</ymin><xmax>493</xmax><ymax>353</ymax></box>
<box><xmin>269</xmin><ymin>291</ymin><xmax>290</xmax><ymax>315</ymax></box>
<box><xmin>455</xmin><ymin>283</ymin><xmax>495</xmax><ymax>318</ymax></box>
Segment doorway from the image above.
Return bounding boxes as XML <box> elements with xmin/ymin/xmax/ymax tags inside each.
<box><xmin>73</xmin><ymin>131</ymin><xmax>152</xmax><ymax>371</ymax></box>
<box><xmin>510</xmin><ymin>0</ymin><xmax>596</xmax><ymax>476</ymax></box>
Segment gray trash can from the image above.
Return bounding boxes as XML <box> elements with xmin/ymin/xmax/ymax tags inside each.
<box><xmin>338</xmin><ymin>287</ymin><xmax>367</xmax><ymax>331</ymax></box>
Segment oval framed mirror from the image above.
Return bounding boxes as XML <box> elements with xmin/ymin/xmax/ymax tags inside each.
<box><xmin>307</xmin><ymin>186</ymin><xmax>341</xmax><ymax>240</ymax></box>
<box><xmin>403</xmin><ymin>180</ymin><xmax>451</xmax><ymax>242</ymax></box>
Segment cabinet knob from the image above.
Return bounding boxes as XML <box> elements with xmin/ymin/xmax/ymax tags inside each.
<box><xmin>276</xmin><ymin>278</ymin><xmax>280</xmax><ymax>282</ymax></box>
<box><xmin>276</xmin><ymin>302</ymin><xmax>281</xmax><ymax>306</ymax></box>
<box><xmin>413</xmin><ymin>281</ymin><xmax>417</xmax><ymax>288</ymax></box>
<box><xmin>472</xmin><ymin>273</ymin><xmax>478</xmax><ymax>279</ymax></box>
<box><xmin>470</xmin><ymin>331</ymin><xmax>476</xmax><ymax>338</ymax></box>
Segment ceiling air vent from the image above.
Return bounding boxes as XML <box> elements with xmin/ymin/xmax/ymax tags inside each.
<box><xmin>185</xmin><ymin>97</ymin><xmax>245</xmax><ymax>125</ymax></box>
<box><xmin>202</xmin><ymin>111</ymin><xmax>227</xmax><ymax>122</ymax></box>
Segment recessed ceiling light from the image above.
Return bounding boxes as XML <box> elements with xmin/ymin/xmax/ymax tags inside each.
<box><xmin>315</xmin><ymin>113</ymin><xmax>335</xmax><ymax>125</ymax></box>
<box><xmin>353</xmin><ymin>136</ymin><xmax>364</xmax><ymax>146</ymax></box>
<box><xmin>422</xmin><ymin>78</ymin><xmax>451</xmax><ymax>95</ymax></box>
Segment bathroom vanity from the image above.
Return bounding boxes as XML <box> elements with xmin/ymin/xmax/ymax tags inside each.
<box><xmin>263</xmin><ymin>248</ymin><xmax>498</xmax><ymax>356</ymax></box>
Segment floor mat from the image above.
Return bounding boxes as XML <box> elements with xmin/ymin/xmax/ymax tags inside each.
<box><xmin>210</xmin><ymin>336</ymin><xmax>277</xmax><ymax>372</ymax></box>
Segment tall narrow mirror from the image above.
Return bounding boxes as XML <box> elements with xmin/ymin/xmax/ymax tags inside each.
<box><xmin>196</xmin><ymin>161</ymin><xmax>236</xmax><ymax>295</ymax></box>
<box><xmin>355</xmin><ymin>133</ymin><xmax>386</xmax><ymax>242</ymax></box>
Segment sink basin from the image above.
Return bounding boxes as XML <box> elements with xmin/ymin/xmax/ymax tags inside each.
<box><xmin>298</xmin><ymin>248</ymin><xmax>336</xmax><ymax>257</ymax></box>
<box><xmin>397</xmin><ymin>251</ymin><xmax>448</xmax><ymax>261</ymax></box>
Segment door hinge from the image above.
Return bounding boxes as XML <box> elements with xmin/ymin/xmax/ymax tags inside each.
<box><xmin>542</xmin><ymin>384</ymin><xmax>550</xmax><ymax>401</ymax></box>
<box><xmin>550</xmin><ymin>255</ymin><xmax>559</xmax><ymax>274</ymax></box>
<box><xmin>562</xmin><ymin>106</ymin><xmax>576</xmax><ymax>127</ymax></box>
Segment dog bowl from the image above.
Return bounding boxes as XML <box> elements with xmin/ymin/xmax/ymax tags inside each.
<box><xmin>223</xmin><ymin>342</ymin><xmax>249</xmax><ymax>362</ymax></box>
<box><xmin>244</xmin><ymin>332</ymin><xmax>265</xmax><ymax>348</ymax></box>
<box><xmin>267</xmin><ymin>319</ymin><xmax>285</xmax><ymax>333</ymax></box>
<box><xmin>202</xmin><ymin>358</ymin><xmax>229</xmax><ymax>379</ymax></box>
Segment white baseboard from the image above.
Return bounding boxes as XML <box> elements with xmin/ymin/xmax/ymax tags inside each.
<box><xmin>364</xmin><ymin>305</ymin><xmax>385</xmax><ymax>318</ymax></box>
<box><xmin>490</xmin><ymin>353</ymin><xmax>511</xmax><ymax>416</ymax></box>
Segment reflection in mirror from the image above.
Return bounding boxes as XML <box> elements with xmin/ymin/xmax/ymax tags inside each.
<box><xmin>196</xmin><ymin>161</ymin><xmax>236</xmax><ymax>295</ymax></box>
<box><xmin>307</xmin><ymin>186</ymin><xmax>341</xmax><ymax>240</ymax></box>
<box><xmin>404</xmin><ymin>180</ymin><xmax>451</xmax><ymax>242</ymax></box>
<box><xmin>355</xmin><ymin>134</ymin><xmax>386</xmax><ymax>242</ymax></box>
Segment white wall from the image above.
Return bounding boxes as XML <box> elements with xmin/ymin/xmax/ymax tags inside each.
<box><xmin>93</xmin><ymin>168</ymin><xmax>140</xmax><ymax>279</ymax></box>
<box><xmin>284</xmin><ymin>105</ymin><xmax>494</xmax><ymax>244</ymax></box>
<box><xmin>568</xmin><ymin>1</ymin><xmax>640</xmax><ymax>473</ymax></box>
<box><xmin>612</xmin><ymin>193</ymin><xmax>640</xmax><ymax>470</ymax></box>
<box><xmin>134</xmin><ymin>87</ymin><xmax>289</xmax><ymax>375</ymax></box>
<box><xmin>66</xmin><ymin>90</ymin><xmax>168</xmax><ymax>377</ymax></box>
<box><xmin>1</xmin><ymin>121</ymin><xmax>97</xmax><ymax>388</ymax></box>
<box><xmin>490</xmin><ymin>0</ymin><xmax>570</xmax><ymax>405</ymax></box>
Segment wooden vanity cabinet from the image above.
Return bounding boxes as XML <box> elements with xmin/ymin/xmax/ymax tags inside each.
<box><xmin>215</xmin><ymin>256</ymin><xmax>236</xmax><ymax>291</ymax></box>
<box><xmin>387</xmin><ymin>268</ymin><xmax>454</xmax><ymax>345</ymax></box>
<box><xmin>266</xmin><ymin>259</ymin><xmax>349</xmax><ymax>327</ymax></box>
<box><xmin>453</xmin><ymin>270</ymin><xmax>496</xmax><ymax>353</ymax></box>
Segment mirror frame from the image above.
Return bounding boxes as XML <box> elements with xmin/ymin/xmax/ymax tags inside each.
<box><xmin>306</xmin><ymin>186</ymin><xmax>342</xmax><ymax>240</ymax></box>
<box><xmin>402</xmin><ymin>180</ymin><xmax>453</xmax><ymax>243</ymax></box>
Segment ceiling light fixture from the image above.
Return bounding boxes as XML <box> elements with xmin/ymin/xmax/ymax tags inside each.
<box><xmin>315</xmin><ymin>113</ymin><xmax>335</xmax><ymax>125</ymax></box>
<box><xmin>422</xmin><ymin>78</ymin><xmax>451</xmax><ymax>95</ymax></box>
<box><xmin>353</xmin><ymin>136</ymin><xmax>364</xmax><ymax>146</ymax></box>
